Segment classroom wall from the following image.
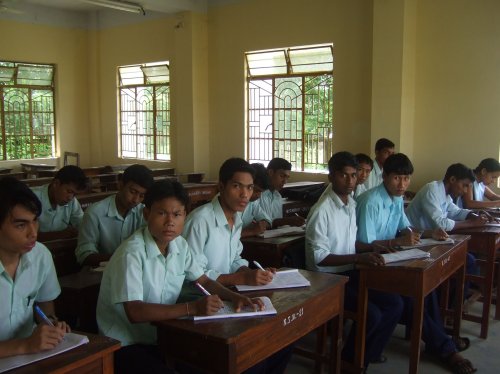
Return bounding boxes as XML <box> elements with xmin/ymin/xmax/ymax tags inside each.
<box><xmin>207</xmin><ymin>0</ymin><xmax>374</xmax><ymax>181</ymax></box>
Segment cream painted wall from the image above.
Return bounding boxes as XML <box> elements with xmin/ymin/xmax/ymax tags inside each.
<box><xmin>207</xmin><ymin>0</ymin><xmax>373</xmax><ymax>181</ymax></box>
<box><xmin>0</xmin><ymin>19</ymin><xmax>89</xmax><ymax>169</ymax></box>
<box><xmin>412</xmin><ymin>0</ymin><xmax>500</xmax><ymax>192</ymax></box>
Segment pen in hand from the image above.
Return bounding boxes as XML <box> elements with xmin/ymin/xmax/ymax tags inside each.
<box><xmin>195</xmin><ymin>282</ymin><xmax>225</xmax><ymax>311</ymax></box>
<box><xmin>34</xmin><ymin>305</ymin><xmax>55</xmax><ymax>327</ymax></box>
<box><xmin>253</xmin><ymin>260</ymin><xmax>267</xmax><ymax>272</ymax></box>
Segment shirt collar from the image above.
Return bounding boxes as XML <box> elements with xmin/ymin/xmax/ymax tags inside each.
<box><xmin>143</xmin><ymin>227</ymin><xmax>180</xmax><ymax>259</ymax></box>
<box><xmin>328</xmin><ymin>188</ymin><xmax>356</xmax><ymax>211</ymax></box>
<box><xmin>211</xmin><ymin>194</ymin><xmax>242</xmax><ymax>228</ymax></box>
<box><xmin>107</xmin><ymin>194</ymin><xmax>123</xmax><ymax>219</ymax></box>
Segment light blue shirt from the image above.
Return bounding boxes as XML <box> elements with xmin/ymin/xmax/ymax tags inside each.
<box><xmin>306</xmin><ymin>188</ymin><xmax>357</xmax><ymax>274</ymax></box>
<box><xmin>259</xmin><ymin>189</ymin><xmax>283</xmax><ymax>221</ymax></box>
<box><xmin>0</xmin><ymin>243</ymin><xmax>60</xmax><ymax>341</ymax></box>
<box><xmin>75</xmin><ymin>194</ymin><xmax>145</xmax><ymax>264</ymax></box>
<box><xmin>356</xmin><ymin>183</ymin><xmax>410</xmax><ymax>243</ymax></box>
<box><xmin>241</xmin><ymin>199</ymin><xmax>271</xmax><ymax>228</ymax></box>
<box><xmin>182</xmin><ymin>195</ymin><xmax>248</xmax><ymax>281</ymax></box>
<box><xmin>32</xmin><ymin>184</ymin><xmax>83</xmax><ymax>232</ymax></box>
<box><xmin>363</xmin><ymin>161</ymin><xmax>382</xmax><ymax>191</ymax></box>
<box><xmin>405</xmin><ymin>180</ymin><xmax>471</xmax><ymax>231</ymax></box>
<box><xmin>97</xmin><ymin>227</ymin><xmax>204</xmax><ymax>346</ymax></box>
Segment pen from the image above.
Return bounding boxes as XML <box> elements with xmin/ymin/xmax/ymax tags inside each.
<box><xmin>34</xmin><ymin>305</ymin><xmax>54</xmax><ymax>327</ymax></box>
<box><xmin>195</xmin><ymin>282</ymin><xmax>211</xmax><ymax>296</ymax></box>
<box><xmin>253</xmin><ymin>260</ymin><xmax>266</xmax><ymax>272</ymax></box>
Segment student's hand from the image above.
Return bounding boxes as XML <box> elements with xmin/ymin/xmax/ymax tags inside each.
<box><xmin>432</xmin><ymin>228</ymin><xmax>449</xmax><ymax>241</ymax></box>
<box><xmin>395</xmin><ymin>233</ymin><xmax>420</xmax><ymax>246</ymax></box>
<box><xmin>25</xmin><ymin>324</ymin><xmax>65</xmax><ymax>353</ymax></box>
<box><xmin>230</xmin><ymin>294</ymin><xmax>264</xmax><ymax>312</ymax></box>
<box><xmin>244</xmin><ymin>269</ymin><xmax>274</xmax><ymax>285</ymax></box>
<box><xmin>250</xmin><ymin>221</ymin><xmax>268</xmax><ymax>236</ymax></box>
<box><xmin>193</xmin><ymin>295</ymin><xmax>224</xmax><ymax>316</ymax></box>
<box><xmin>289</xmin><ymin>216</ymin><xmax>306</xmax><ymax>227</ymax></box>
<box><xmin>373</xmin><ymin>243</ymin><xmax>396</xmax><ymax>253</ymax></box>
<box><xmin>356</xmin><ymin>252</ymin><xmax>385</xmax><ymax>266</ymax></box>
<box><xmin>467</xmin><ymin>212</ymin><xmax>488</xmax><ymax>226</ymax></box>
<box><xmin>477</xmin><ymin>210</ymin><xmax>499</xmax><ymax>223</ymax></box>
<box><xmin>56</xmin><ymin>320</ymin><xmax>71</xmax><ymax>333</ymax></box>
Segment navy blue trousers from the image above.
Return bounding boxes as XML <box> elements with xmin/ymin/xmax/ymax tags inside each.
<box><xmin>342</xmin><ymin>271</ymin><xmax>404</xmax><ymax>367</ymax></box>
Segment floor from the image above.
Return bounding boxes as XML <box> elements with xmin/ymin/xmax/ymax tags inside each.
<box><xmin>287</xmin><ymin>302</ymin><xmax>500</xmax><ymax>373</ymax></box>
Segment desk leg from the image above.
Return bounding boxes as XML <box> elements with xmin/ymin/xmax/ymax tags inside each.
<box><xmin>495</xmin><ymin>250</ymin><xmax>500</xmax><ymax>321</ymax></box>
<box><xmin>329</xmin><ymin>314</ymin><xmax>343</xmax><ymax>374</ymax></box>
<box><xmin>409</xmin><ymin>292</ymin><xmax>424</xmax><ymax>374</ymax></box>
<box><xmin>353</xmin><ymin>271</ymin><xmax>368</xmax><ymax>372</ymax></box>
<box><xmin>480</xmin><ymin>242</ymin><xmax>495</xmax><ymax>338</ymax></box>
<box><xmin>453</xmin><ymin>264</ymin><xmax>465</xmax><ymax>339</ymax></box>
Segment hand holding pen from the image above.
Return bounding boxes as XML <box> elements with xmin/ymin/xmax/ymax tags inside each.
<box><xmin>251</xmin><ymin>261</ymin><xmax>275</xmax><ymax>285</ymax></box>
<box><xmin>194</xmin><ymin>282</ymin><xmax>225</xmax><ymax>315</ymax></box>
<box><xmin>25</xmin><ymin>305</ymin><xmax>67</xmax><ymax>353</ymax></box>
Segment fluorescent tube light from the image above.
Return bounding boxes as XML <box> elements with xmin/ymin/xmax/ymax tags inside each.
<box><xmin>81</xmin><ymin>0</ymin><xmax>145</xmax><ymax>15</ymax></box>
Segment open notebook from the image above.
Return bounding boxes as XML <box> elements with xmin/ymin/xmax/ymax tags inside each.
<box><xmin>236</xmin><ymin>269</ymin><xmax>310</xmax><ymax>291</ymax></box>
<box><xmin>398</xmin><ymin>237</ymin><xmax>454</xmax><ymax>249</ymax></box>
<box><xmin>258</xmin><ymin>226</ymin><xmax>305</xmax><ymax>238</ymax></box>
<box><xmin>382</xmin><ymin>248</ymin><xmax>431</xmax><ymax>264</ymax></box>
<box><xmin>0</xmin><ymin>333</ymin><xmax>89</xmax><ymax>373</ymax></box>
<box><xmin>192</xmin><ymin>296</ymin><xmax>276</xmax><ymax>321</ymax></box>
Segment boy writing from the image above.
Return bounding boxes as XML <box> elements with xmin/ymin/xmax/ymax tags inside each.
<box><xmin>75</xmin><ymin>164</ymin><xmax>154</xmax><ymax>266</ymax></box>
<box><xmin>0</xmin><ymin>178</ymin><xmax>69</xmax><ymax>358</ymax></box>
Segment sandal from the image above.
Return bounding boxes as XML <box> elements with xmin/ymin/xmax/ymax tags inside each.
<box><xmin>453</xmin><ymin>336</ymin><xmax>471</xmax><ymax>352</ymax></box>
<box><xmin>445</xmin><ymin>353</ymin><xmax>477</xmax><ymax>374</ymax></box>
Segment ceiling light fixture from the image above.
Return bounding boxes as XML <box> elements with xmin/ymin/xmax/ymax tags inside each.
<box><xmin>81</xmin><ymin>0</ymin><xmax>145</xmax><ymax>15</ymax></box>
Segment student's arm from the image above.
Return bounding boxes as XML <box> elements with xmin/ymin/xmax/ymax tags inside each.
<box><xmin>75</xmin><ymin>208</ymin><xmax>104</xmax><ymax>266</ymax></box>
<box><xmin>463</xmin><ymin>185</ymin><xmax>500</xmax><ymax>208</ymax></box>
<box><xmin>451</xmin><ymin>212</ymin><xmax>488</xmax><ymax>229</ymax></box>
<box><xmin>216</xmin><ymin>266</ymin><xmax>274</xmax><ymax>287</ymax></box>
<box><xmin>319</xmin><ymin>251</ymin><xmax>385</xmax><ymax>267</ymax></box>
<box><xmin>484</xmin><ymin>186</ymin><xmax>500</xmax><ymax>202</ymax></box>
<box><xmin>241</xmin><ymin>220</ymin><xmax>269</xmax><ymax>238</ymax></box>
<box><xmin>0</xmin><ymin>325</ymin><xmax>66</xmax><ymax>358</ymax></box>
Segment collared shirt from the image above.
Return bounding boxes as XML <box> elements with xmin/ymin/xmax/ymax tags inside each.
<box><xmin>363</xmin><ymin>161</ymin><xmax>383</xmax><ymax>191</ymax></box>
<box><xmin>406</xmin><ymin>180</ymin><xmax>471</xmax><ymax>231</ymax></box>
<box><xmin>473</xmin><ymin>180</ymin><xmax>486</xmax><ymax>201</ymax></box>
<box><xmin>31</xmin><ymin>184</ymin><xmax>83</xmax><ymax>232</ymax></box>
<box><xmin>356</xmin><ymin>183</ymin><xmax>410</xmax><ymax>243</ymax></box>
<box><xmin>0</xmin><ymin>243</ymin><xmax>60</xmax><ymax>340</ymax></box>
<box><xmin>75</xmin><ymin>195</ymin><xmax>145</xmax><ymax>264</ymax></box>
<box><xmin>97</xmin><ymin>227</ymin><xmax>203</xmax><ymax>346</ymax></box>
<box><xmin>182</xmin><ymin>195</ymin><xmax>248</xmax><ymax>281</ymax></box>
<box><xmin>353</xmin><ymin>183</ymin><xmax>367</xmax><ymax>199</ymax></box>
<box><xmin>241</xmin><ymin>199</ymin><xmax>272</xmax><ymax>228</ymax></box>
<box><xmin>306</xmin><ymin>187</ymin><xmax>357</xmax><ymax>274</ymax></box>
<box><xmin>259</xmin><ymin>189</ymin><xmax>283</xmax><ymax>221</ymax></box>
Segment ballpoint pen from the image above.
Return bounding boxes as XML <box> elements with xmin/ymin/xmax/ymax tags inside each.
<box><xmin>34</xmin><ymin>305</ymin><xmax>55</xmax><ymax>326</ymax></box>
<box><xmin>253</xmin><ymin>260</ymin><xmax>267</xmax><ymax>272</ymax></box>
<box><xmin>195</xmin><ymin>282</ymin><xmax>211</xmax><ymax>296</ymax></box>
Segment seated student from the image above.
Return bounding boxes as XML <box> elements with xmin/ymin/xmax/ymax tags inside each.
<box><xmin>0</xmin><ymin>177</ymin><xmax>69</xmax><ymax>358</ymax></box>
<box><xmin>75</xmin><ymin>164</ymin><xmax>153</xmax><ymax>266</ymax></box>
<box><xmin>364</xmin><ymin>138</ymin><xmax>395</xmax><ymax>191</ymax></box>
<box><xmin>259</xmin><ymin>157</ymin><xmax>305</xmax><ymax>228</ymax></box>
<box><xmin>183</xmin><ymin>158</ymin><xmax>274</xmax><ymax>286</ymax></box>
<box><xmin>96</xmin><ymin>180</ymin><xmax>266</xmax><ymax>374</ymax></box>
<box><xmin>241</xmin><ymin>163</ymin><xmax>272</xmax><ymax>238</ymax></box>
<box><xmin>305</xmin><ymin>152</ymin><xmax>402</xmax><ymax>369</ymax></box>
<box><xmin>31</xmin><ymin>165</ymin><xmax>87</xmax><ymax>242</ymax></box>
<box><xmin>353</xmin><ymin>153</ymin><xmax>373</xmax><ymax>198</ymax></box>
<box><xmin>356</xmin><ymin>154</ymin><xmax>476</xmax><ymax>374</ymax></box>
<box><xmin>461</xmin><ymin>158</ymin><xmax>500</xmax><ymax>209</ymax></box>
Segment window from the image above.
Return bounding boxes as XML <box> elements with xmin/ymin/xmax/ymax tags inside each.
<box><xmin>118</xmin><ymin>62</ymin><xmax>170</xmax><ymax>161</ymax></box>
<box><xmin>0</xmin><ymin>61</ymin><xmax>56</xmax><ymax>160</ymax></box>
<box><xmin>246</xmin><ymin>44</ymin><xmax>334</xmax><ymax>172</ymax></box>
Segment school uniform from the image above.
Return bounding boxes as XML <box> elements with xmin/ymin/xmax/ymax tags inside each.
<box><xmin>472</xmin><ymin>180</ymin><xmax>486</xmax><ymax>201</ymax></box>
<box><xmin>0</xmin><ymin>243</ymin><xmax>60</xmax><ymax>341</ymax></box>
<box><xmin>32</xmin><ymin>184</ymin><xmax>83</xmax><ymax>232</ymax></box>
<box><xmin>75</xmin><ymin>194</ymin><xmax>145</xmax><ymax>265</ymax></box>
<box><xmin>259</xmin><ymin>189</ymin><xmax>283</xmax><ymax>222</ymax></box>
<box><xmin>306</xmin><ymin>187</ymin><xmax>402</xmax><ymax>366</ymax></box>
<box><xmin>182</xmin><ymin>195</ymin><xmax>248</xmax><ymax>280</ymax></box>
<box><xmin>363</xmin><ymin>161</ymin><xmax>382</xmax><ymax>191</ymax></box>
<box><xmin>356</xmin><ymin>183</ymin><xmax>459</xmax><ymax>359</ymax></box>
<box><xmin>241</xmin><ymin>199</ymin><xmax>272</xmax><ymax>228</ymax></box>
<box><xmin>353</xmin><ymin>183</ymin><xmax>367</xmax><ymax>199</ymax></box>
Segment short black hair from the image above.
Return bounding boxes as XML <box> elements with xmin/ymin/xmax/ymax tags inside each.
<box><xmin>219</xmin><ymin>158</ymin><xmax>255</xmax><ymax>185</ymax></box>
<box><xmin>375</xmin><ymin>138</ymin><xmax>395</xmax><ymax>152</ymax></box>
<box><xmin>267</xmin><ymin>157</ymin><xmax>292</xmax><ymax>171</ymax></box>
<box><xmin>122</xmin><ymin>164</ymin><xmax>154</xmax><ymax>190</ymax></box>
<box><xmin>54</xmin><ymin>165</ymin><xmax>87</xmax><ymax>190</ymax></box>
<box><xmin>251</xmin><ymin>163</ymin><xmax>270</xmax><ymax>190</ymax></box>
<box><xmin>355</xmin><ymin>153</ymin><xmax>374</xmax><ymax>169</ymax></box>
<box><xmin>444</xmin><ymin>163</ymin><xmax>475</xmax><ymax>182</ymax></box>
<box><xmin>0</xmin><ymin>177</ymin><xmax>42</xmax><ymax>224</ymax></box>
<box><xmin>143</xmin><ymin>180</ymin><xmax>189</xmax><ymax>209</ymax></box>
<box><xmin>474</xmin><ymin>158</ymin><xmax>500</xmax><ymax>174</ymax></box>
<box><xmin>328</xmin><ymin>152</ymin><xmax>358</xmax><ymax>174</ymax></box>
<box><xmin>383</xmin><ymin>153</ymin><xmax>414</xmax><ymax>175</ymax></box>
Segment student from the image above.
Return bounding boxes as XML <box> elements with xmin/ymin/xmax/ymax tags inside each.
<box><xmin>182</xmin><ymin>158</ymin><xmax>274</xmax><ymax>286</ymax></box>
<box><xmin>241</xmin><ymin>163</ymin><xmax>272</xmax><ymax>238</ymax></box>
<box><xmin>305</xmin><ymin>152</ymin><xmax>402</xmax><ymax>369</ymax></box>
<box><xmin>356</xmin><ymin>154</ymin><xmax>476</xmax><ymax>374</ymax></box>
<box><xmin>363</xmin><ymin>138</ymin><xmax>395</xmax><ymax>191</ymax></box>
<box><xmin>75</xmin><ymin>164</ymin><xmax>153</xmax><ymax>266</ymax></box>
<box><xmin>96</xmin><ymin>180</ymin><xmax>263</xmax><ymax>374</ymax></box>
<box><xmin>259</xmin><ymin>157</ymin><xmax>305</xmax><ymax>228</ymax></box>
<box><xmin>31</xmin><ymin>165</ymin><xmax>87</xmax><ymax>242</ymax></box>
<box><xmin>462</xmin><ymin>158</ymin><xmax>500</xmax><ymax>209</ymax></box>
<box><xmin>0</xmin><ymin>177</ymin><xmax>69</xmax><ymax>358</ymax></box>
<box><xmin>353</xmin><ymin>153</ymin><xmax>373</xmax><ymax>198</ymax></box>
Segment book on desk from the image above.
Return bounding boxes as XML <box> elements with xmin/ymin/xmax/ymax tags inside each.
<box><xmin>192</xmin><ymin>296</ymin><xmax>276</xmax><ymax>321</ymax></box>
<box><xmin>236</xmin><ymin>269</ymin><xmax>310</xmax><ymax>291</ymax></box>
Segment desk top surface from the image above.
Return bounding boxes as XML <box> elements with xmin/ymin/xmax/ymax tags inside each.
<box><xmin>241</xmin><ymin>234</ymin><xmax>305</xmax><ymax>245</ymax></box>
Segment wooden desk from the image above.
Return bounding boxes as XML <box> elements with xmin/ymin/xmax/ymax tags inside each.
<box><xmin>155</xmin><ymin>270</ymin><xmax>347</xmax><ymax>374</ymax></box>
<box><xmin>77</xmin><ymin>191</ymin><xmax>115</xmax><ymax>210</ymax></box>
<box><xmin>21</xmin><ymin>177</ymin><xmax>53</xmax><ymax>188</ymax></box>
<box><xmin>353</xmin><ymin>235</ymin><xmax>469</xmax><ymax>374</ymax></box>
<box><xmin>283</xmin><ymin>199</ymin><xmax>314</xmax><ymax>218</ymax></box>
<box><xmin>184</xmin><ymin>182</ymin><xmax>219</xmax><ymax>211</ymax></box>
<box><xmin>56</xmin><ymin>268</ymin><xmax>103</xmax><ymax>333</ymax></box>
<box><xmin>451</xmin><ymin>225</ymin><xmax>500</xmax><ymax>338</ymax></box>
<box><xmin>8</xmin><ymin>333</ymin><xmax>119</xmax><ymax>374</ymax></box>
<box><xmin>20</xmin><ymin>162</ymin><xmax>56</xmax><ymax>178</ymax></box>
<box><xmin>241</xmin><ymin>234</ymin><xmax>305</xmax><ymax>269</ymax></box>
<box><xmin>43</xmin><ymin>237</ymin><xmax>80</xmax><ymax>276</ymax></box>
